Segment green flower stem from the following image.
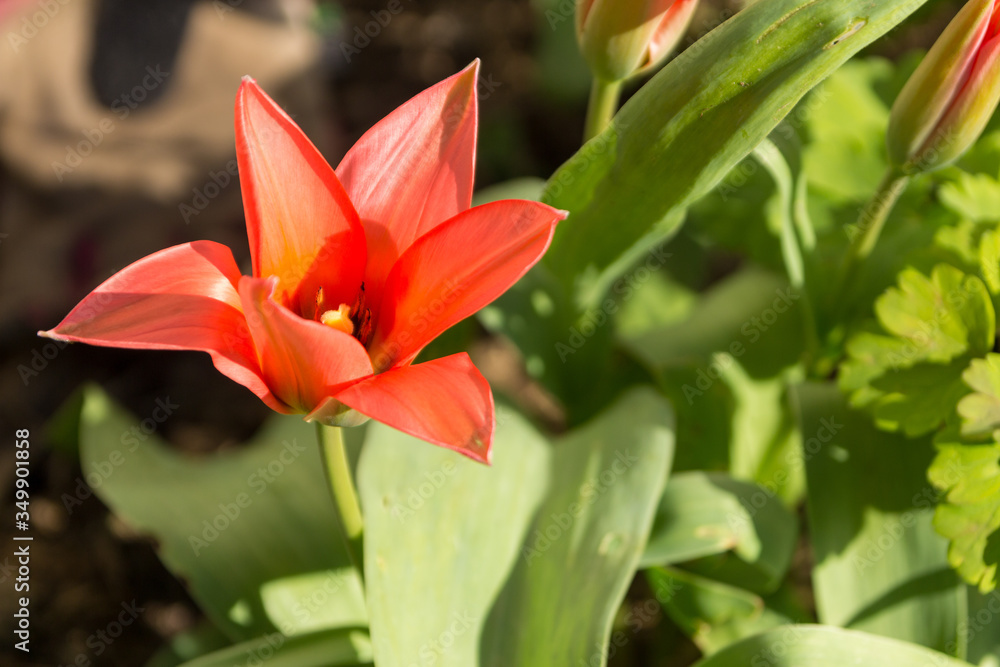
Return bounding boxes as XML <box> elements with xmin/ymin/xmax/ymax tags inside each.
<box><xmin>316</xmin><ymin>423</ymin><xmax>365</xmax><ymax>585</ymax></box>
<box><xmin>583</xmin><ymin>78</ymin><xmax>623</xmax><ymax>143</ymax></box>
<box><xmin>846</xmin><ymin>167</ymin><xmax>910</xmax><ymax>264</ymax></box>
<box><xmin>833</xmin><ymin>167</ymin><xmax>910</xmax><ymax>314</ymax></box>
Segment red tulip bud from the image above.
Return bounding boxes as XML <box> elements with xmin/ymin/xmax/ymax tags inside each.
<box><xmin>576</xmin><ymin>0</ymin><xmax>700</xmax><ymax>82</ymax></box>
<box><xmin>888</xmin><ymin>0</ymin><xmax>1000</xmax><ymax>173</ymax></box>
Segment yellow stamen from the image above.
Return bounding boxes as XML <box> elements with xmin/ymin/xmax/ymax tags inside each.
<box><xmin>321</xmin><ymin>304</ymin><xmax>354</xmax><ymax>335</ymax></box>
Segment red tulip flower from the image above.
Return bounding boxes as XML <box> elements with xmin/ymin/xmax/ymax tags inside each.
<box><xmin>40</xmin><ymin>62</ymin><xmax>566</xmax><ymax>463</ymax></box>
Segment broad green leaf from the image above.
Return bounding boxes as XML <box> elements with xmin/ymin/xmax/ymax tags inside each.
<box><xmin>622</xmin><ymin>267</ymin><xmax>803</xmax><ymax>379</ymax></box>
<box><xmin>479</xmin><ymin>390</ymin><xmax>673</xmax><ymax>666</ymax></box>
<box><xmin>613</xmin><ymin>271</ymin><xmax>696</xmax><ymax>340</ymax></box>
<box><xmin>359</xmin><ymin>406</ymin><xmax>550</xmax><ymax>667</ymax></box>
<box><xmin>145</xmin><ymin>623</ymin><xmax>231</xmax><ymax>667</ymax></box>
<box><xmin>958</xmin><ymin>355</ymin><xmax>1000</xmax><ymax>440</ymax></box>
<box><xmin>940</xmin><ymin>173</ymin><xmax>1000</xmax><ymax>223</ymax></box>
<box><xmin>966</xmin><ymin>587</ymin><xmax>1000</xmax><ymax>663</ymax></box>
<box><xmin>647</xmin><ymin>567</ymin><xmax>790</xmax><ymax>656</ymax></box>
<box><xmin>177</xmin><ymin>628</ymin><xmax>372</xmax><ymax>667</ymax></box>
<box><xmin>656</xmin><ymin>364</ymin><xmax>735</xmax><ymax>474</ymax></box>
<box><xmin>260</xmin><ymin>569</ymin><xmax>367</xmax><ymax>638</ymax></box>
<box><xmin>802</xmin><ymin>59</ymin><xmax>892</xmax><ymax>203</ymax></box>
<box><xmin>623</xmin><ymin>271</ymin><xmax>805</xmax><ymax>499</ymax></box>
<box><xmin>478</xmin><ymin>263</ymin><xmax>623</xmax><ymax>422</ymax></box>
<box><xmin>642</xmin><ymin>472</ymin><xmax>797</xmax><ymax>595</ymax></box>
<box><xmin>692</xmin><ymin>625</ymin><xmax>977</xmax><ymax>667</ymax></box>
<box><xmin>359</xmin><ymin>389</ymin><xmax>674</xmax><ymax>667</ymax></box>
<box><xmin>541</xmin><ymin>0</ymin><xmax>931</xmax><ymax>303</ymax></box>
<box><xmin>792</xmin><ymin>382</ymin><xmax>964</xmax><ymax>653</ymax></box>
<box><xmin>722</xmin><ymin>361</ymin><xmax>804</xmax><ymax>506</ymax></box>
<box><xmin>930</xmin><ymin>427</ymin><xmax>1000</xmax><ymax>593</ymax></box>
<box><xmin>78</xmin><ymin>387</ymin><xmax>364</xmax><ymax>640</ymax></box>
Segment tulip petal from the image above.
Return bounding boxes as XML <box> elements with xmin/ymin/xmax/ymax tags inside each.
<box><xmin>888</xmin><ymin>0</ymin><xmax>996</xmax><ymax>166</ymax></box>
<box><xmin>644</xmin><ymin>0</ymin><xmax>698</xmax><ymax>72</ymax></box>
<box><xmin>336</xmin><ymin>62</ymin><xmax>479</xmax><ymax>305</ymax></box>
<box><xmin>238</xmin><ymin>276</ymin><xmax>374</xmax><ymax>416</ymax></box>
<box><xmin>236</xmin><ymin>78</ymin><xmax>366</xmax><ymax>317</ymax></box>
<box><xmin>334</xmin><ymin>353</ymin><xmax>493</xmax><ymax>463</ymax></box>
<box><xmin>370</xmin><ymin>200</ymin><xmax>566</xmax><ymax>369</ymax></box>
<box><xmin>39</xmin><ymin>241</ymin><xmax>284</xmax><ymax>412</ymax></box>
<box><xmin>928</xmin><ymin>9</ymin><xmax>1000</xmax><ymax>166</ymax></box>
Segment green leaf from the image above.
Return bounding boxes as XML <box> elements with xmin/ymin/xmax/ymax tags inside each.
<box><xmin>260</xmin><ymin>569</ymin><xmax>367</xmax><ymax>638</ymax></box>
<box><xmin>792</xmin><ymin>382</ymin><xmax>964</xmax><ymax>654</ymax></box>
<box><xmin>78</xmin><ymin>387</ymin><xmax>364</xmax><ymax>641</ymax></box>
<box><xmin>939</xmin><ymin>173</ymin><xmax>1000</xmax><ymax>223</ymax></box>
<box><xmin>840</xmin><ymin>265</ymin><xmax>995</xmax><ymax>436</ymax></box>
<box><xmin>692</xmin><ymin>625</ymin><xmax>976</xmax><ymax>667</ymax></box>
<box><xmin>177</xmin><ymin>628</ymin><xmax>373</xmax><ymax>667</ymax></box>
<box><xmin>621</xmin><ymin>267</ymin><xmax>803</xmax><ymax>379</ymax></box>
<box><xmin>753</xmin><ymin>139</ymin><xmax>813</xmax><ymax>289</ymax></box>
<box><xmin>541</xmin><ymin>0</ymin><xmax>931</xmax><ymax>304</ymax></box>
<box><xmin>144</xmin><ymin>623</ymin><xmax>231</xmax><ymax>667</ymax></box>
<box><xmin>958</xmin><ymin>355</ymin><xmax>1000</xmax><ymax>440</ymax></box>
<box><xmin>722</xmin><ymin>361</ymin><xmax>804</xmax><ymax>506</ymax></box>
<box><xmin>869</xmin><ymin>362</ymin><xmax>973</xmax><ymax>437</ymax></box>
<box><xmin>358</xmin><ymin>389</ymin><xmax>674</xmax><ymax>667</ymax></box>
<box><xmin>875</xmin><ymin>265</ymin><xmax>994</xmax><ymax>364</ymax></box>
<box><xmin>930</xmin><ymin>427</ymin><xmax>1000</xmax><ymax>592</ymax></box>
<box><xmin>647</xmin><ymin>567</ymin><xmax>790</xmax><ymax>656</ymax></box>
<box><xmin>801</xmin><ymin>59</ymin><xmax>892</xmax><ymax>203</ymax></box>
<box><xmin>641</xmin><ymin>472</ymin><xmax>797</xmax><ymax>595</ymax></box>
<box><xmin>978</xmin><ymin>228</ymin><xmax>1000</xmax><ymax>294</ymax></box>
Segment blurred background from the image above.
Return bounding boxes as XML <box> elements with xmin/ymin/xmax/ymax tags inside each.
<box><xmin>0</xmin><ymin>0</ymin><xmax>968</xmax><ymax>664</ymax></box>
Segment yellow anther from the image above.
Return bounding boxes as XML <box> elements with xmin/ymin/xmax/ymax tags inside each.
<box><xmin>320</xmin><ymin>304</ymin><xmax>354</xmax><ymax>335</ymax></box>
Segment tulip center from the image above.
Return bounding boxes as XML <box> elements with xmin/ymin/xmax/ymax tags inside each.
<box><xmin>320</xmin><ymin>304</ymin><xmax>354</xmax><ymax>335</ymax></box>
<box><xmin>314</xmin><ymin>285</ymin><xmax>374</xmax><ymax>346</ymax></box>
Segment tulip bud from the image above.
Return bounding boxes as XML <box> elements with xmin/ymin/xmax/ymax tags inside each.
<box><xmin>887</xmin><ymin>0</ymin><xmax>1000</xmax><ymax>174</ymax></box>
<box><xmin>576</xmin><ymin>0</ymin><xmax>700</xmax><ymax>83</ymax></box>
